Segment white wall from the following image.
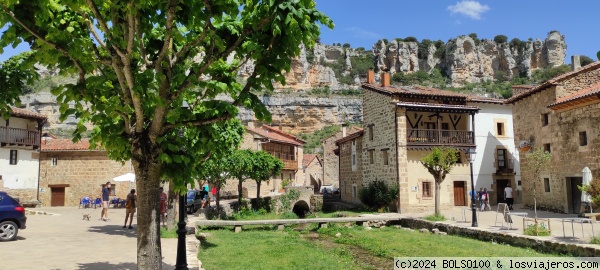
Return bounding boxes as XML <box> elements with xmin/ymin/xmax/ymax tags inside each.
<box><xmin>0</xmin><ymin>148</ymin><xmax>39</xmax><ymax>189</ymax></box>
<box><xmin>469</xmin><ymin>102</ymin><xmax>521</xmax><ymax>191</ymax></box>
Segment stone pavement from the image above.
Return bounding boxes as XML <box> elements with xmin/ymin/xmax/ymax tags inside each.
<box><xmin>2</xmin><ymin>206</ymin><xmax>200</xmax><ymax>270</ymax></box>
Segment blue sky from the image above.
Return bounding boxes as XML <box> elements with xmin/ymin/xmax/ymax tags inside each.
<box><xmin>1</xmin><ymin>1</ymin><xmax>598</xmax><ymax>62</ymax></box>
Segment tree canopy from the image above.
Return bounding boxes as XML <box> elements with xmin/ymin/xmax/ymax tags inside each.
<box><xmin>0</xmin><ymin>0</ymin><xmax>332</xmax><ymax>267</ymax></box>
<box><xmin>421</xmin><ymin>147</ymin><xmax>459</xmax><ymax>216</ymax></box>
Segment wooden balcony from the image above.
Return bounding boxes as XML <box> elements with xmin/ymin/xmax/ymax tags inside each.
<box><xmin>407</xmin><ymin>129</ymin><xmax>474</xmax><ymax>146</ymax></box>
<box><xmin>0</xmin><ymin>126</ymin><xmax>41</xmax><ymax>149</ymax></box>
<box><xmin>265</xmin><ymin>151</ymin><xmax>298</xmax><ymax>170</ymax></box>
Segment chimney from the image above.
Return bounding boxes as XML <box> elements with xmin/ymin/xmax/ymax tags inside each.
<box><xmin>279</xmin><ymin>123</ymin><xmax>283</xmax><ymax>131</ymax></box>
<box><xmin>247</xmin><ymin>121</ymin><xmax>254</xmax><ymax>129</ymax></box>
<box><xmin>381</xmin><ymin>72</ymin><xmax>390</xmax><ymax>87</ymax></box>
<box><xmin>572</xmin><ymin>55</ymin><xmax>581</xmax><ymax>71</ymax></box>
<box><xmin>342</xmin><ymin>124</ymin><xmax>347</xmax><ymax>137</ymax></box>
<box><xmin>366</xmin><ymin>69</ymin><xmax>375</xmax><ymax>84</ymax></box>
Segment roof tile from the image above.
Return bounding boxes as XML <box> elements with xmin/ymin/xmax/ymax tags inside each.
<box><xmin>41</xmin><ymin>139</ymin><xmax>98</xmax><ymax>151</ymax></box>
<box><xmin>246</xmin><ymin>125</ymin><xmax>305</xmax><ymax>146</ymax></box>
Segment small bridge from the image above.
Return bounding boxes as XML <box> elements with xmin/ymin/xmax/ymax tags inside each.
<box><xmin>286</xmin><ymin>186</ymin><xmax>315</xmax><ymax>217</ymax></box>
<box><xmin>195</xmin><ymin>216</ymin><xmax>401</xmax><ymax>233</ymax></box>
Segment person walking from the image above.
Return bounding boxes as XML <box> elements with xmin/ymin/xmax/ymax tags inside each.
<box><xmin>159</xmin><ymin>187</ymin><xmax>167</xmax><ymax>227</ymax></box>
<box><xmin>480</xmin><ymin>188</ymin><xmax>491</xmax><ymax>211</ymax></box>
<box><xmin>100</xmin><ymin>182</ymin><xmax>111</xmax><ymax>221</ymax></box>
<box><xmin>123</xmin><ymin>189</ymin><xmax>137</xmax><ymax>229</ymax></box>
<box><xmin>477</xmin><ymin>188</ymin><xmax>484</xmax><ymax>210</ymax></box>
<box><xmin>504</xmin><ymin>183</ymin><xmax>514</xmax><ymax>210</ymax></box>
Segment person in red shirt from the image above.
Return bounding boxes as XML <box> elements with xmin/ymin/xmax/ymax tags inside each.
<box><xmin>159</xmin><ymin>187</ymin><xmax>167</xmax><ymax>227</ymax></box>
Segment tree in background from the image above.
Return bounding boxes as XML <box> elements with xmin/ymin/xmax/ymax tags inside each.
<box><xmin>523</xmin><ymin>148</ymin><xmax>551</xmax><ymax>220</ymax></box>
<box><xmin>421</xmin><ymin>147</ymin><xmax>459</xmax><ymax>216</ymax></box>
<box><xmin>0</xmin><ymin>1</ymin><xmax>332</xmax><ymax>267</ymax></box>
<box><xmin>251</xmin><ymin>151</ymin><xmax>284</xmax><ymax>199</ymax></box>
<box><xmin>0</xmin><ymin>52</ymin><xmax>35</xmax><ymax>118</ymax></box>
<box><xmin>494</xmin><ymin>35</ymin><xmax>508</xmax><ymax>44</ymax></box>
<box><xmin>229</xmin><ymin>149</ymin><xmax>254</xmax><ymax>208</ymax></box>
<box><xmin>580</xmin><ymin>55</ymin><xmax>594</xmax><ymax>66</ymax></box>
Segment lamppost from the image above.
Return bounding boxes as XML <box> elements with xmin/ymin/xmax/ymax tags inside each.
<box><xmin>467</xmin><ymin>148</ymin><xmax>478</xmax><ymax>227</ymax></box>
<box><xmin>175</xmin><ymin>129</ymin><xmax>189</xmax><ymax>270</ymax></box>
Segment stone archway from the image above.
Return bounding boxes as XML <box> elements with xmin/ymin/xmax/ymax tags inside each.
<box><xmin>292</xmin><ymin>200</ymin><xmax>310</xmax><ymax>218</ymax></box>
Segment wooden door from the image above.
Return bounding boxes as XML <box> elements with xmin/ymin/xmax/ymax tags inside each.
<box><xmin>51</xmin><ymin>187</ymin><xmax>65</xmax><ymax>207</ymax></box>
<box><xmin>453</xmin><ymin>181</ymin><xmax>466</xmax><ymax>206</ymax></box>
<box><xmin>567</xmin><ymin>177</ymin><xmax>583</xmax><ymax>214</ymax></box>
<box><xmin>496</xmin><ymin>179</ymin><xmax>509</xmax><ymax>205</ymax></box>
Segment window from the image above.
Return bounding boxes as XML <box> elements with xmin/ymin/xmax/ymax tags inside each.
<box><xmin>368</xmin><ymin>125</ymin><xmax>374</xmax><ymax>141</ymax></box>
<box><xmin>544</xmin><ymin>178</ymin><xmax>550</xmax><ymax>192</ymax></box>
<box><xmin>9</xmin><ymin>150</ymin><xmax>17</xmax><ymax>165</ymax></box>
<box><xmin>543</xmin><ymin>143</ymin><xmax>551</xmax><ymax>153</ymax></box>
<box><xmin>497</xmin><ymin>149</ymin><xmax>507</xmax><ymax>169</ymax></box>
<box><xmin>542</xmin><ymin>113</ymin><xmax>549</xmax><ymax>127</ymax></box>
<box><xmin>352</xmin><ymin>185</ymin><xmax>357</xmax><ymax>198</ymax></box>
<box><xmin>369</xmin><ymin>150</ymin><xmax>374</xmax><ymax>164</ymax></box>
<box><xmin>579</xmin><ymin>131</ymin><xmax>588</xmax><ymax>146</ymax></box>
<box><xmin>441</xmin><ymin>123</ymin><xmax>449</xmax><ymax>130</ymax></box>
<box><xmin>382</xmin><ymin>150</ymin><xmax>389</xmax><ymax>165</ymax></box>
<box><xmin>352</xmin><ymin>152</ymin><xmax>356</xmax><ymax>166</ymax></box>
<box><xmin>51</xmin><ymin>157</ymin><xmax>58</xmax><ymax>166</ymax></box>
<box><xmin>110</xmin><ymin>185</ymin><xmax>116</xmax><ymax>196</ymax></box>
<box><xmin>424</xmin><ymin>122</ymin><xmax>436</xmax><ymax>129</ymax></box>
<box><xmin>496</xmin><ymin>122</ymin><xmax>505</xmax><ymax>136</ymax></box>
<box><xmin>422</xmin><ymin>182</ymin><xmax>432</xmax><ymax>197</ymax></box>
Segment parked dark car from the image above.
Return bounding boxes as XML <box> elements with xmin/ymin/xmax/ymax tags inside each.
<box><xmin>0</xmin><ymin>192</ymin><xmax>26</xmax><ymax>241</ymax></box>
<box><xmin>186</xmin><ymin>190</ymin><xmax>203</xmax><ymax>214</ymax></box>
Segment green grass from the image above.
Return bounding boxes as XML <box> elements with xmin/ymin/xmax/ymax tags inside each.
<box><xmin>523</xmin><ymin>222</ymin><xmax>551</xmax><ymax>236</ymax></box>
<box><xmin>318</xmin><ymin>225</ymin><xmax>558</xmax><ymax>258</ymax></box>
<box><xmin>590</xmin><ymin>237</ymin><xmax>600</xmax><ymax>245</ymax></box>
<box><xmin>423</xmin><ymin>214</ymin><xmax>446</xmax><ymax>221</ymax></box>
<box><xmin>232</xmin><ymin>210</ymin><xmax>373</xmax><ymax>221</ymax></box>
<box><xmin>160</xmin><ymin>226</ymin><xmax>178</xmax><ymax>238</ymax></box>
<box><xmin>198</xmin><ymin>229</ymin><xmax>360</xmax><ymax>270</ymax></box>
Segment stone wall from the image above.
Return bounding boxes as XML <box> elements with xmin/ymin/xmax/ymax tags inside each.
<box><xmin>512</xmin><ymin>64</ymin><xmax>600</xmax><ymax>213</ymax></box>
<box><xmin>339</xmin><ymin>136</ymin><xmax>363</xmax><ymax>205</ymax></box>
<box><xmin>361</xmin><ymin>89</ymin><xmax>398</xmax><ymax>189</ymax></box>
<box><xmin>322</xmin><ymin>132</ymin><xmax>341</xmax><ymax>188</ymax></box>
<box><xmin>303</xmin><ymin>158</ymin><xmax>323</xmax><ymax>190</ymax></box>
<box><xmin>39</xmin><ymin>151</ymin><xmax>132</xmax><ymax>207</ymax></box>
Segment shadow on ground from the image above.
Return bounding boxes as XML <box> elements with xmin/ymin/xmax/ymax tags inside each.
<box><xmin>88</xmin><ymin>225</ymin><xmax>137</xmax><ymax>238</ymax></box>
<box><xmin>77</xmin><ymin>261</ymin><xmax>175</xmax><ymax>270</ymax></box>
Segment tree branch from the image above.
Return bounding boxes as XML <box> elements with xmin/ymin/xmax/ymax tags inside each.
<box><xmin>161</xmin><ymin>114</ymin><xmax>232</xmax><ymax>133</ymax></box>
<box><xmin>155</xmin><ymin>0</ymin><xmax>178</xmax><ymax>69</ymax></box>
<box><xmin>85</xmin><ymin>0</ymin><xmax>126</xmax><ymax>58</ymax></box>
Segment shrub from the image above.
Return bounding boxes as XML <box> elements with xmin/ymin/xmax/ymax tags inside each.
<box><xmin>424</xmin><ymin>214</ymin><xmax>446</xmax><ymax>221</ymax></box>
<box><xmin>359</xmin><ymin>180</ymin><xmax>399</xmax><ymax>211</ymax></box>
<box><xmin>509</xmin><ymin>38</ymin><xmax>528</xmax><ymax>53</ymax></box>
<box><xmin>342</xmin><ymin>43</ymin><xmax>351</xmax><ymax>48</ymax></box>
<box><xmin>531</xmin><ymin>65</ymin><xmax>571</xmax><ymax>84</ymax></box>
<box><xmin>404</xmin><ymin>36</ymin><xmax>418</xmax><ymax>43</ymax></box>
<box><xmin>523</xmin><ymin>222</ymin><xmax>551</xmax><ymax>236</ymax></box>
<box><xmin>349</xmin><ymin>55</ymin><xmax>374</xmax><ymax>78</ymax></box>
<box><xmin>494</xmin><ymin>35</ymin><xmax>508</xmax><ymax>44</ymax></box>
<box><xmin>468</xmin><ymin>33</ymin><xmax>480</xmax><ymax>46</ymax></box>
<box><xmin>580</xmin><ymin>55</ymin><xmax>594</xmax><ymax>66</ymax></box>
<box><xmin>591</xmin><ymin>237</ymin><xmax>600</xmax><ymax>245</ymax></box>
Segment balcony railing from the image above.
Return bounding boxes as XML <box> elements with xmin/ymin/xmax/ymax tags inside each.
<box><xmin>496</xmin><ymin>158</ymin><xmax>515</xmax><ymax>174</ymax></box>
<box><xmin>282</xmin><ymin>159</ymin><xmax>298</xmax><ymax>170</ymax></box>
<box><xmin>407</xmin><ymin>129</ymin><xmax>474</xmax><ymax>145</ymax></box>
<box><xmin>0</xmin><ymin>126</ymin><xmax>41</xmax><ymax>149</ymax></box>
<box><xmin>265</xmin><ymin>151</ymin><xmax>297</xmax><ymax>170</ymax></box>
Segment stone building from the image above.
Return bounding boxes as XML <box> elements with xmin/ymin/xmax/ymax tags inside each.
<box><xmin>335</xmin><ymin>129</ymin><xmax>364</xmax><ymax>205</ymax></box>
<box><xmin>39</xmin><ymin>138</ymin><xmax>132</xmax><ymax>207</ymax></box>
<box><xmin>0</xmin><ymin>107</ymin><xmax>47</xmax><ymax>203</ymax></box>
<box><xmin>321</xmin><ymin>125</ymin><xmax>362</xmax><ymax>188</ymax></box>
<box><xmin>507</xmin><ymin>59</ymin><xmax>600</xmax><ymax>213</ymax></box>
<box><xmin>337</xmin><ymin>70</ymin><xmax>478</xmax><ymax>213</ymax></box>
<box><xmin>221</xmin><ymin>123</ymin><xmax>305</xmax><ymax>198</ymax></box>
<box><xmin>302</xmin><ymin>154</ymin><xmax>323</xmax><ymax>193</ymax></box>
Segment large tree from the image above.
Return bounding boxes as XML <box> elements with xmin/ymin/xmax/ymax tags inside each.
<box><xmin>421</xmin><ymin>147</ymin><xmax>459</xmax><ymax>216</ymax></box>
<box><xmin>523</xmin><ymin>147</ymin><xmax>551</xmax><ymax>219</ymax></box>
<box><xmin>0</xmin><ymin>1</ymin><xmax>332</xmax><ymax>268</ymax></box>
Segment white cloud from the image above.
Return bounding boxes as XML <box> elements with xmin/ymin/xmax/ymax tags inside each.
<box><xmin>447</xmin><ymin>1</ymin><xmax>490</xmax><ymax>20</ymax></box>
<box><xmin>344</xmin><ymin>27</ymin><xmax>381</xmax><ymax>39</ymax></box>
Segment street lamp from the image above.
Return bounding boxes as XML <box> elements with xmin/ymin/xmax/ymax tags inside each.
<box><xmin>175</xmin><ymin>129</ymin><xmax>189</xmax><ymax>270</ymax></box>
<box><xmin>467</xmin><ymin>148</ymin><xmax>478</xmax><ymax>227</ymax></box>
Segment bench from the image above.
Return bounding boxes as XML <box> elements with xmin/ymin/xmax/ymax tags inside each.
<box><xmin>583</xmin><ymin>213</ymin><xmax>600</xmax><ymax>222</ymax></box>
<box><xmin>196</xmin><ymin>216</ymin><xmax>400</xmax><ymax>233</ymax></box>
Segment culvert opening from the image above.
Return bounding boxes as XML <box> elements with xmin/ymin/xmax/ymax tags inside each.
<box><xmin>292</xmin><ymin>200</ymin><xmax>310</xmax><ymax>218</ymax></box>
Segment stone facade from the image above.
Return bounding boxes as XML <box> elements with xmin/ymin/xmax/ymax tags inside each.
<box><xmin>338</xmin><ymin>134</ymin><xmax>363</xmax><ymax>205</ymax></box>
<box><xmin>510</xmin><ymin>62</ymin><xmax>600</xmax><ymax>213</ymax></box>
<box><xmin>302</xmin><ymin>154</ymin><xmax>323</xmax><ymax>193</ymax></box>
<box><xmin>321</xmin><ymin>126</ymin><xmax>362</xmax><ymax>188</ymax></box>
<box><xmin>39</xmin><ymin>151</ymin><xmax>132</xmax><ymax>207</ymax></box>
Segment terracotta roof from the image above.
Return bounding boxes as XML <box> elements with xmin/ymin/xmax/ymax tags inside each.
<box><xmin>548</xmin><ymin>82</ymin><xmax>600</xmax><ymax>110</ymax></box>
<box><xmin>246</xmin><ymin>125</ymin><xmax>305</xmax><ymax>146</ymax></box>
<box><xmin>512</xmin><ymin>85</ymin><xmax>535</xmax><ymax>89</ymax></box>
<box><xmin>335</xmin><ymin>129</ymin><xmax>364</xmax><ymax>145</ymax></box>
<box><xmin>302</xmin><ymin>154</ymin><xmax>319</xmax><ymax>168</ymax></box>
<box><xmin>362</xmin><ymin>83</ymin><xmax>468</xmax><ymax>99</ymax></box>
<box><xmin>394</xmin><ymin>101</ymin><xmax>480</xmax><ymax>113</ymax></box>
<box><xmin>41</xmin><ymin>138</ymin><xmax>100</xmax><ymax>151</ymax></box>
<box><xmin>466</xmin><ymin>96</ymin><xmax>505</xmax><ymax>104</ymax></box>
<box><xmin>322</xmin><ymin>126</ymin><xmax>363</xmax><ymax>142</ymax></box>
<box><xmin>507</xmin><ymin>61</ymin><xmax>600</xmax><ymax>103</ymax></box>
<box><xmin>10</xmin><ymin>107</ymin><xmax>47</xmax><ymax>121</ymax></box>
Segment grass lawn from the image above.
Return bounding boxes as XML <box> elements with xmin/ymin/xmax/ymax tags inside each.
<box><xmin>198</xmin><ymin>224</ymin><xmax>562</xmax><ymax>270</ymax></box>
<box><xmin>232</xmin><ymin>210</ymin><xmax>373</xmax><ymax>221</ymax></box>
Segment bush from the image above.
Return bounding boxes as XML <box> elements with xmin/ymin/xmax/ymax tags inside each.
<box><xmin>349</xmin><ymin>55</ymin><xmax>374</xmax><ymax>78</ymax></box>
<box><xmin>404</xmin><ymin>36</ymin><xmax>418</xmax><ymax>43</ymax></box>
<box><xmin>524</xmin><ymin>222</ymin><xmax>551</xmax><ymax>236</ymax></box>
<box><xmin>580</xmin><ymin>55</ymin><xmax>594</xmax><ymax>66</ymax></box>
<box><xmin>591</xmin><ymin>237</ymin><xmax>600</xmax><ymax>245</ymax></box>
<box><xmin>359</xmin><ymin>180</ymin><xmax>399</xmax><ymax>211</ymax></box>
<box><xmin>424</xmin><ymin>214</ymin><xmax>446</xmax><ymax>221</ymax></box>
<box><xmin>494</xmin><ymin>35</ymin><xmax>508</xmax><ymax>44</ymax></box>
<box><xmin>468</xmin><ymin>33</ymin><xmax>480</xmax><ymax>46</ymax></box>
<box><xmin>531</xmin><ymin>65</ymin><xmax>571</xmax><ymax>84</ymax></box>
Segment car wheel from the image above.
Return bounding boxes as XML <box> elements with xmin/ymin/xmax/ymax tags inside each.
<box><xmin>0</xmin><ymin>221</ymin><xmax>18</xmax><ymax>242</ymax></box>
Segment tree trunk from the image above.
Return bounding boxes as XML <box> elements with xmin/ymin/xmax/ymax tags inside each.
<box><xmin>256</xmin><ymin>181</ymin><xmax>261</xmax><ymax>199</ymax></box>
<box><xmin>435</xmin><ymin>181</ymin><xmax>441</xmax><ymax>216</ymax></box>
<box><xmin>166</xmin><ymin>180</ymin><xmax>177</xmax><ymax>230</ymax></box>
<box><xmin>237</xmin><ymin>179</ymin><xmax>243</xmax><ymax>211</ymax></box>
<box><xmin>216</xmin><ymin>185</ymin><xmax>221</xmax><ymax>217</ymax></box>
<box><xmin>132</xmin><ymin>156</ymin><xmax>163</xmax><ymax>269</ymax></box>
